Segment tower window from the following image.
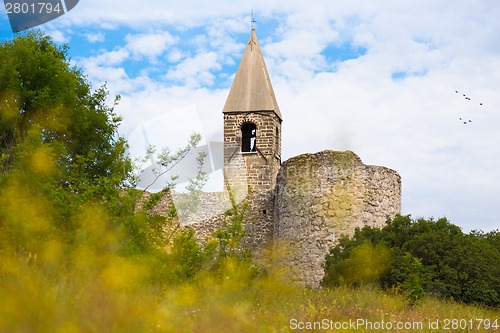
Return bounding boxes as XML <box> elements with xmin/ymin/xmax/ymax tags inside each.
<box><xmin>241</xmin><ymin>123</ymin><xmax>256</xmax><ymax>152</ymax></box>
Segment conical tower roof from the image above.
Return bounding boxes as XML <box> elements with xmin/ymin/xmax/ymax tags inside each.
<box><xmin>222</xmin><ymin>29</ymin><xmax>282</xmax><ymax>120</ymax></box>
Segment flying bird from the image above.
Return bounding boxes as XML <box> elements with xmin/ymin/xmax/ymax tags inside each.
<box><xmin>454</xmin><ymin>90</ymin><xmax>483</xmax><ymax>125</ymax></box>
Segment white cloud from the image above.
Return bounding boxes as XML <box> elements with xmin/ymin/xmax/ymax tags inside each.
<box><xmin>75</xmin><ymin>31</ymin><xmax>176</xmax><ymax>91</ymax></box>
<box><xmin>166</xmin><ymin>48</ymin><xmax>186</xmax><ymax>63</ymax></box>
<box><xmin>44</xmin><ymin>28</ymin><xmax>70</xmax><ymax>43</ymax></box>
<box><xmin>166</xmin><ymin>51</ymin><xmax>221</xmax><ymax>87</ymax></box>
<box><xmin>94</xmin><ymin>48</ymin><xmax>130</xmax><ymax>66</ymax></box>
<box><xmin>84</xmin><ymin>31</ymin><xmax>105</xmax><ymax>43</ymax></box>
<box><xmin>124</xmin><ymin>32</ymin><xmax>176</xmax><ymax>61</ymax></box>
<box><xmin>99</xmin><ymin>22</ymin><xmax>118</xmax><ymax>30</ymax></box>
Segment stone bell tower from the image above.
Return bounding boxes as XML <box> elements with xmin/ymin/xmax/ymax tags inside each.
<box><xmin>222</xmin><ymin>27</ymin><xmax>282</xmax><ymax>249</ymax></box>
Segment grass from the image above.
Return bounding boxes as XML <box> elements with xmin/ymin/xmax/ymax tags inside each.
<box><xmin>1</xmin><ymin>253</ymin><xmax>498</xmax><ymax>333</ymax></box>
<box><xmin>0</xmin><ymin>188</ymin><xmax>497</xmax><ymax>332</ymax></box>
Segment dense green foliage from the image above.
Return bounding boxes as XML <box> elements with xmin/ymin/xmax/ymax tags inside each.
<box><xmin>323</xmin><ymin>215</ymin><xmax>500</xmax><ymax>307</ymax></box>
<box><xmin>0</xmin><ymin>31</ymin><xmax>131</xmax><ymax>195</ymax></box>
<box><xmin>0</xmin><ymin>32</ymin><xmax>148</xmax><ymax>272</ymax></box>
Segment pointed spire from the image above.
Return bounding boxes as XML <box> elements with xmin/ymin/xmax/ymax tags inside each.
<box><xmin>222</xmin><ymin>28</ymin><xmax>282</xmax><ymax>120</ymax></box>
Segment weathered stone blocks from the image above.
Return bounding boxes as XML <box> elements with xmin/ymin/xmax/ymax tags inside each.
<box><xmin>273</xmin><ymin>150</ymin><xmax>401</xmax><ymax>287</ymax></box>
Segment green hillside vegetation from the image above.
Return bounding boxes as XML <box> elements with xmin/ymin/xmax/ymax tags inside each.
<box><xmin>1</xmin><ymin>32</ymin><xmax>499</xmax><ymax>332</ymax></box>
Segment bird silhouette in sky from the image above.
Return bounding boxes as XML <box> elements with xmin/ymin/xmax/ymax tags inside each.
<box><xmin>455</xmin><ymin>90</ymin><xmax>483</xmax><ymax>124</ymax></box>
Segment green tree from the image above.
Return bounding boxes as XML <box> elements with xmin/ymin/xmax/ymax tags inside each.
<box><xmin>0</xmin><ymin>32</ymin><xmax>139</xmax><ymax>264</ymax></box>
<box><xmin>323</xmin><ymin>215</ymin><xmax>500</xmax><ymax>307</ymax></box>
<box><xmin>0</xmin><ymin>31</ymin><xmax>130</xmax><ymax>195</ymax></box>
<box><xmin>385</xmin><ymin>252</ymin><xmax>425</xmax><ymax>305</ymax></box>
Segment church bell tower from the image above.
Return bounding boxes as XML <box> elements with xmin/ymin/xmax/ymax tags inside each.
<box><xmin>222</xmin><ymin>27</ymin><xmax>282</xmax><ymax>248</ymax></box>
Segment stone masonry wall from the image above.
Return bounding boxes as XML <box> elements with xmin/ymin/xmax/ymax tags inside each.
<box><xmin>139</xmin><ymin>149</ymin><xmax>401</xmax><ymax>285</ymax></box>
<box><xmin>138</xmin><ymin>187</ymin><xmax>275</xmax><ymax>253</ymax></box>
<box><xmin>273</xmin><ymin>150</ymin><xmax>401</xmax><ymax>288</ymax></box>
<box><xmin>223</xmin><ymin>111</ymin><xmax>282</xmax><ymax>251</ymax></box>
<box><xmin>223</xmin><ymin>111</ymin><xmax>281</xmax><ymax>192</ymax></box>
<box><xmin>136</xmin><ymin>190</ymin><xmax>230</xmax><ymax>244</ymax></box>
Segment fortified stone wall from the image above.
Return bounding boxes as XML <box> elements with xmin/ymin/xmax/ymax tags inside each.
<box><xmin>273</xmin><ymin>150</ymin><xmax>401</xmax><ymax>288</ymax></box>
<box><xmin>138</xmin><ymin>187</ymin><xmax>274</xmax><ymax>252</ymax></box>
<box><xmin>137</xmin><ymin>190</ymin><xmax>230</xmax><ymax>245</ymax></box>
<box><xmin>171</xmin><ymin>189</ymin><xmax>273</xmax><ymax>250</ymax></box>
<box><xmin>139</xmin><ymin>149</ymin><xmax>401</xmax><ymax>286</ymax></box>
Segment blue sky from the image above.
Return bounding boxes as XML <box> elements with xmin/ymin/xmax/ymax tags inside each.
<box><xmin>1</xmin><ymin>0</ymin><xmax>500</xmax><ymax>232</ymax></box>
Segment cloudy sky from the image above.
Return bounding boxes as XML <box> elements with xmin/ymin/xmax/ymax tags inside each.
<box><xmin>1</xmin><ymin>0</ymin><xmax>500</xmax><ymax>232</ymax></box>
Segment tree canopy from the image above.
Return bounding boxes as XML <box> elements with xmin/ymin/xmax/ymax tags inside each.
<box><xmin>322</xmin><ymin>215</ymin><xmax>500</xmax><ymax>307</ymax></box>
<box><xmin>0</xmin><ymin>31</ymin><xmax>130</xmax><ymax>194</ymax></box>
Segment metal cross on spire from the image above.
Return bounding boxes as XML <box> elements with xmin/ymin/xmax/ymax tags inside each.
<box><xmin>251</xmin><ymin>10</ymin><xmax>257</xmax><ymax>30</ymax></box>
